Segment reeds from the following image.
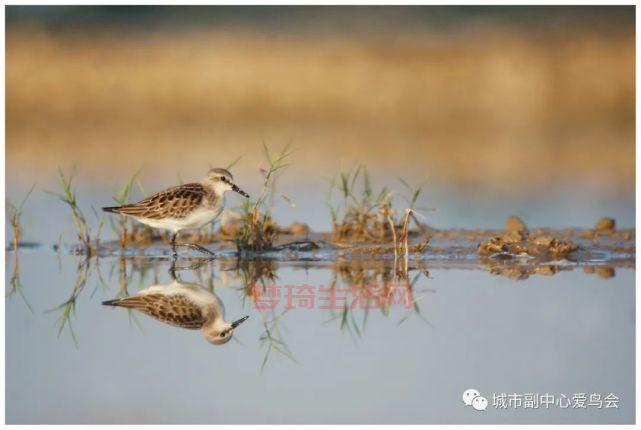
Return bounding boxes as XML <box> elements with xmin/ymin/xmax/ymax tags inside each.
<box><xmin>396</xmin><ymin>177</ymin><xmax>431</xmax><ymax>257</ymax></box>
<box><xmin>328</xmin><ymin>166</ymin><xmax>392</xmax><ymax>242</ymax></box>
<box><xmin>232</xmin><ymin>143</ymin><xmax>292</xmax><ymax>252</ymax></box>
<box><xmin>46</xmin><ymin>168</ymin><xmax>103</xmax><ymax>257</ymax></box>
<box><xmin>6</xmin><ymin>184</ymin><xmax>35</xmax><ymax>251</ymax></box>
<box><xmin>328</xmin><ymin>167</ymin><xmax>430</xmax><ymax>256</ymax></box>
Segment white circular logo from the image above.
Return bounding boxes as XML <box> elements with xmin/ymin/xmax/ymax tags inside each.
<box><xmin>462</xmin><ymin>388</ymin><xmax>480</xmax><ymax>406</ymax></box>
<box><xmin>472</xmin><ymin>395</ymin><xmax>488</xmax><ymax>411</ymax></box>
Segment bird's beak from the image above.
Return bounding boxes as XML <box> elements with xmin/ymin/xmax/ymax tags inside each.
<box><xmin>231</xmin><ymin>315</ymin><xmax>249</xmax><ymax>328</ymax></box>
<box><xmin>231</xmin><ymin>183</ymin><xmax>249</xmax><ymax>198</ymax></box>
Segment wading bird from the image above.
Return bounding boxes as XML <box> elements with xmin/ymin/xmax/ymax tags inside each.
<box><xmin>103</xmin><ymin>168</ymin><xmax>249</xmax><ymax>257</ymax></box>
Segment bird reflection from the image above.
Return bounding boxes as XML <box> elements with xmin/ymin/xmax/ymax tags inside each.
<box><xmin>102</xmin><ymin>274</ymin><xmax>249</xmax><ymax>345</ymax></box>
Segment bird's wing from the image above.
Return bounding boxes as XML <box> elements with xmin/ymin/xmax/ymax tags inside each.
<box><xmin>110</xmin><ymin>293</ymin><xmax>206</xmax><ymax>329</ymax></box>
<box><xmin>113</xmin><ymin>183</ymin><xmax>206</xmax><ymax>220</ymax></box>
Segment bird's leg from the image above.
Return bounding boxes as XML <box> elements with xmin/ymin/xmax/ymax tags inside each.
<box><xmin>177</xmin><ymin>242</ymin><xmax>217</xmax><ymax>258</ymax></box>
<box><xmin>170</xmin><ymin>232</ymin><xmax>178</xmax><ymax>257</ymax></box>
<box><xmin>168</xmin><ymin>258</ymin><xmax>178</xmax><ymax>280</ymax></box>
<box><xmin>171</xmin><ymin>231</ymin><xmax>216</xmax><ymax>258</ymax></box>
<box><xmin>168</xmin><ymin>258</ymin><xmax>207</xmax><ymax>281</ymax></box>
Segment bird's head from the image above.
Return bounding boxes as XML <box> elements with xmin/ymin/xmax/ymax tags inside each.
<box><xmin>203</xmin><ymin>315</ymin><xmax>249</xmax><ymax>345</ymax></box>
<box><xmin>203</xmin><ymin>168</ymin><xmax>249</xmax><ymax>198</ymax></box>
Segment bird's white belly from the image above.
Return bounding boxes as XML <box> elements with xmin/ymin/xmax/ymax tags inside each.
<box><xmin>138</xmin><ymin>206</ymin><xmax>222</xmax><ymax>233</ymax></box>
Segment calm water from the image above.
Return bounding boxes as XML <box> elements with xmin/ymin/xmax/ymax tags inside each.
<box><xmin>4</xmin><ymin>177</ymin><xmax>636</xmax><ymax>423</ymax></box>
<box><xmin>5</xmin><ymin>250</ymin><xmax>635</xmax><ymax>424</ymax></box>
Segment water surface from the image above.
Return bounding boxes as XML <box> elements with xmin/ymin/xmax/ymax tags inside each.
<box><xmin>5</xmin><ymin>250</ymin><xmax>634</xmax><ymax>424</ymax></box>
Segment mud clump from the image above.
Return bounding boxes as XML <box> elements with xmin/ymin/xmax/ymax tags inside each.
<box><xmin>477</xmin><ymin>236</ymin><xmax>576</xmax><ymax>258</ymax></box>
<box><xmin>595</xmin><ymin>217</ymin><xmax>616</xmax><ymax>234</ymax></box>
<box><xmin>583</xmin><ymin>217</ymin><xmax>619</xmax><ymax>239</ymax></box>
<box><xmin>478</xmin><ymin>225</ymin><xmax>578</xmax><ymax>258</ymax></box>
<box><xmin>485</xmin><ymin>263</ymin><xmax>570</xmax><ymax>280</ymax></box>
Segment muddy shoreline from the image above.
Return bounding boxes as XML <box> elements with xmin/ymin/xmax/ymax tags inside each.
<box><xmin>43</xmin><ymin>224</ymin><xmax>633</xmax><ymax>280</ymax></box>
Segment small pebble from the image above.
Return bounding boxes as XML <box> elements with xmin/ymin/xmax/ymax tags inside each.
<box><xmin>288</xmin><ymin>222</ymin><xmax>310</xmax><ymax>235</ymax></box>
<box><xmin>595</xmin><ymin>217</ymin><xmax>616</xmax><ymax>234</ymax></box>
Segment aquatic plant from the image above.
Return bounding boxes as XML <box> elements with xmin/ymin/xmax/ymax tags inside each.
<box><xmin>328</xmin><ymin>166</ymin><xmax>392</xmax><ymax>242</ymax></box>
<box><xmin>327</xmin><ymin>167</ymin><xmax>430</xmax><ymax>255</ymax></box>
<box><xmin>332</xmin><ymin>166</ymin><xmax>392</xmax><ymax>241</ymax></box>
<box><xmin>232</xmin><ymin>143</ymin><xmax>292</xmax><ymax>252</ymax></box>
<box><xmin>6</xmin><ymin>184</ymin><xmax>35</xmax><ymax>251</ymax></box>
<box><xmin>396</xmin><ymin>177</ymin><xmax>431</xmax><ymax>257</ymax></box>
<box><xmin>46</xmin><ymin>168</ymin><xmax>103</xmax><ymax>257</ymax></box>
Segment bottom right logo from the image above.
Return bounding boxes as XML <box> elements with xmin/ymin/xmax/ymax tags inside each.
<box><xmin>463</xmin><ymin>388</ymin><xmax>488</xmax><ymax>411</ymax></box>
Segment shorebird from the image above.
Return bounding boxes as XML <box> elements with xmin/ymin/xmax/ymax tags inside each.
<box><xmin>102</xmin><ymin>279</ymin><xmax>249</xmax><ymax>345</ymax></box>
<box><xmin>103</xmin><ymin>168</ymin><xmax>249</xmax><ymax>257</ymax></box>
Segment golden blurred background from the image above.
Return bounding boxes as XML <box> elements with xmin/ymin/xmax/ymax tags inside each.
<box><xmin>6</xmin><ymin>6</ymin><xmax>635</xmax><ymax>204</ymax></box>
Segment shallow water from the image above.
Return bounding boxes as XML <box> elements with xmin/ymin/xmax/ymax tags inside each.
<box><xmin>5</xmin><ymin>249</ymin><xmax>634</xmax><ymax>424</ymax></box>
<box><xmin>5</xmin><ymin>173</ymin><xmax>636</xmax><ymax>423</ymax></box>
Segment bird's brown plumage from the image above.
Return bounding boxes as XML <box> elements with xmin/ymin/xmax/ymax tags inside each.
<box><xmin>108</xmin><ymin>293</ymin><xmax>205</xmax><ymax>329</ymax></box>
<box><xmin>107</xmin><ymin>183</ymin><xmax>212</xmax><ymax>220</ymax></box>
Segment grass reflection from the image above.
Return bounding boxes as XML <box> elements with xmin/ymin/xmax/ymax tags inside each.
<box><xmin>6</xmin><ymin>251</ymin><xmax>34</xmax><ymax>313</ymax></box>
<box><xmin>27</xmin><ymin>251</ymin><xmax>625</xmax><ymax>367</ymax></box>
<box><xmin>45</xmin><ymin>258</ymin><xmax>90</xmax><ymax>346</ymax></box>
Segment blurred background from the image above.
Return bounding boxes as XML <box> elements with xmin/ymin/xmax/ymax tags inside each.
<box><xmin>6</xmin><ymin>8</ymin><xmax>636</xmax><ymax>425</ymax></box>
<box><xmin>6</xmin><ymin>6</ymin><xmax>635</xmax><ymax>240</ymax></box>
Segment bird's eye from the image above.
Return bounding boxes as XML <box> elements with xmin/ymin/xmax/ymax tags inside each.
<box><xmin>221</xmin><ymin>332</ymin><xmax>226</xmax><ymax>337</ymax></box>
